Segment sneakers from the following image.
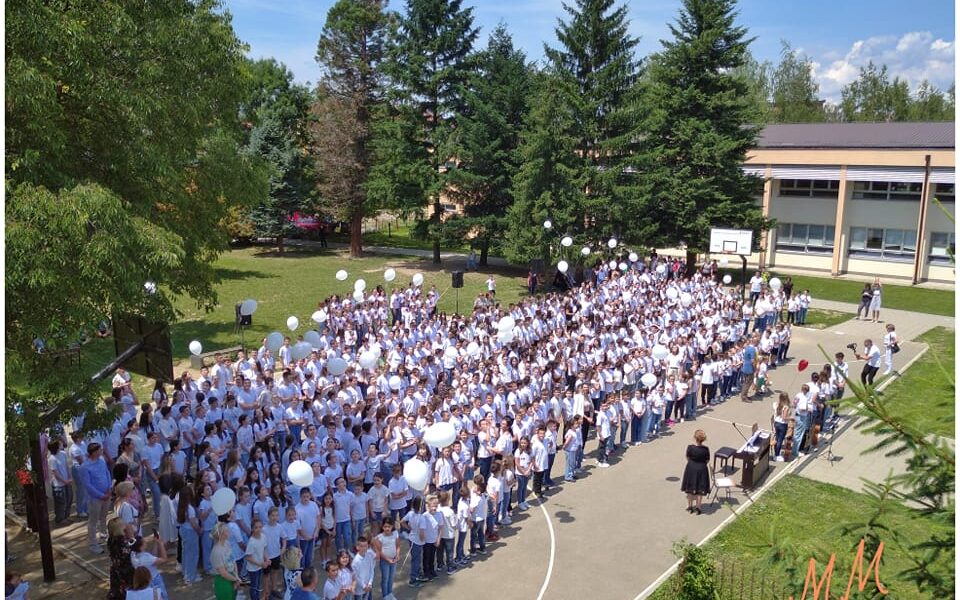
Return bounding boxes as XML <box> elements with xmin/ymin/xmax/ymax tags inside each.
<box><xmin>519</xmin><ymin>502</ymin><xmax>529</xmax><ymax>510</ymax></box>
<box><xmin>501</xmin><ymin>516</ymin><xmax>512</xmax><ymax>525</ymax></box>
<box><xmin>881</xmin><ymin>370</ymin><xmax>891</xmax><ymax>376</ymax></box>
<box><xmin>447</xmin><ymin>567</ymin><xmax>457</xmax><ymax>575</ymax></box>
<box><xmin>89</xmin><ymin>544</ymin><xmax>103</xmax><ymax>555</ymax></box>
<box><xmin>408</xmin><ymin>580</ymin><xmax>424</xmax><ymax>588</ymax></box>
<box><xmin>597</xmin><ymin>462</ymin><xmax>610</xmax><ymax>468</ymax></box>
<box><xmin>775</xmin><ymin>456</ymin><xmax>784</xmax><ymax>462</ymax></box>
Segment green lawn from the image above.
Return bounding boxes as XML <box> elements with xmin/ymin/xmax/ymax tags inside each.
<box><xmin>77</xmin><ymin>246</ymin><xmax>528</xmax><ymax>394</ymax></box>
<box><xmin>797</xmin><ymin>308</ymin><xmax>853</xmax><ymax>330</ymax></box>
<box><xmin>881</xmin><ymin>327</ymin><xmax>955</xmax><ymax>438</ymax></box>
<box><xmin>777</xmin><ymin>273</ymin><xmax>955</xmax><ymax>317</ymax></box>
<box><xmin>651</xmin><ymin>475</ymin><xmax>953</xmax><ymax>600</ymax></box>
<box><xmin>327</xmin><ymin>222</ymin><xmax>469</xmax><ymax>253</ymax></box>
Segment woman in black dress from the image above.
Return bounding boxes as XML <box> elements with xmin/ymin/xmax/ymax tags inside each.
<box><xmin>681</xmin><ymin>429</ymin><xmax>710</xmax><ymax>514</ymax></box>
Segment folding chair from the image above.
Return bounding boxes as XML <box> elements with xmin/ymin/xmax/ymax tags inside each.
<box><xmin>710</xmin><ymin>469</ymin><xmax>735</xmax><ymax>506</ymax></box>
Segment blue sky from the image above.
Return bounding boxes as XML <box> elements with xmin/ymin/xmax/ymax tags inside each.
<box><xmin>223</xmin><ymin>0</ymin><xmax>955</xmax><ymax>102</ymax></box>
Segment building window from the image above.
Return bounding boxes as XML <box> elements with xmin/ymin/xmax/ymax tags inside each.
<box><xmin>778</xmin><ymin>179</ymin><xmax>840</xmax><ymax>197</ymax></box>
<box><xmin>852</xmin><ymin>180</ymin><xmax>922</xmax><ymax>201</ymax></box>
<box><xmin>775</xmin><ymin>223</ymin><xmax>835</xmax><ymax>254</ymax></box>
<box><xmin>929</xmin><ymin>231</ymin><xmax>955</xmax><ymax>265</ymax></box>
<box><xmin>935</xmin><ymin>183</ymin><xmax>955</xmax><ymax>203</ymax></box>
<box><xmin>849</xmin><ymin>227</ymin><xmax>916</xmax><ymax>261</ymax></box>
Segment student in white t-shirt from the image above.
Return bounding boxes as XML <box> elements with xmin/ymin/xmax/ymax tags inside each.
<box><xmin>244</xmin><ymin>519</ymin><xmax>269</xmax><ymax>600</ymax></box>
<box><xmin>130</xmin><ymin>534</ymin><xmax>169</xmax><ymax>600</ymax></box>
<box><xmin>400</xmin><ymin>497</ymin><xmax>424</xmax><ymax>586</ymax></box>
<box><xmin>366</xmin><ymin>473</ymin><xmax>390</xmax><ymax>535</ymax></box>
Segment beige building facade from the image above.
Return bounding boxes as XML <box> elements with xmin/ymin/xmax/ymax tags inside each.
<box><xmin>743</xmin><ymin>122</ymin><xmax>955</xmax><ymax>284</ymax></box>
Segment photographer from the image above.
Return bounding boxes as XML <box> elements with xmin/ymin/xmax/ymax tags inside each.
<box><xmin>855</xmin><ymin>339</ymin><xmax>881</xmax><ymax>385</ymax></box>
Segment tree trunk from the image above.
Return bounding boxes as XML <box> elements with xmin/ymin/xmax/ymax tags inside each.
<box><xmin>479</xmin><ymin>240</ymin><xmax>489</xmax><ymax>267</ymax></box>
<box><xmin>432</xmin><ymin>197</ymin><xmax>442</xmax><ymax>264</ymax></box>
<box><xmin>277</xmin><ymin>234</ymin><xmax>284</xmax><ymax>255</ymax></box>
<box><xmin>350</xmin><ymin>209</ymin><xmax>363</xmax><ymax>258</ymax></box>
<box><xmin>685</xmin><ymin>248</ymin><xmax>698</xmax><ymax>277</ymax></box>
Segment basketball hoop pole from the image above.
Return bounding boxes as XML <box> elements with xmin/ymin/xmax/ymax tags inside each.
<box><xmin>739</xmin><ymin>255</ymin><xmax>748</xmax><ymax>301</ymax></box>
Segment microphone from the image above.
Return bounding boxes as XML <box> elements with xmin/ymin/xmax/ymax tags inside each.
<box><xmin>731</xmin><ymin>421</ymin><xmax>749</xmax><ymax>443</ymax></box>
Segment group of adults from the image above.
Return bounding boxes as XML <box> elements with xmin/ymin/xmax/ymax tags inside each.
<box><xmin>46</xmin><ymin>254</ymin><xmax>898</xmax><ymax>600</ymax></box>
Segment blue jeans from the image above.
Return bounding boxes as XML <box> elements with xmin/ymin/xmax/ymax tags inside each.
<box><xmin>180</xmin><ymin>525</ymin><xmax>200</xmax><ymax>582</ymax></box>
<box><xmin>618</xmin><ymin>421</ymin><xmax>628</xmax><ymax>446</ymax></box>
<box><xmin>597</xmin><ymin>437</ymin><xmax>608</xmax><ymax>463</ymax></box>
<box><xmin>248</xmin><ymin>568</ymin><xmax>262</xmax><ymax>600</ymax></box>
<box><xmin>408</xmin><ymin>543</ymin><xmax>423</xmax><ymax>583</ymax></box>
<box><xmin>499</xmin><ymin>492</ymin><xmax>510</xmax><ymax>521</ymax></box>
<box><xmin>379</xmin><ymin>559</ymin><xmax>396</xmax><ymax>597</ymax></box>
<box><xmin>201</xmin><ymin>528</ymin><xmax>214</xmax><ymax>572</ymax></box>
<box><xmin>546</xmin><ymin>453</ymin><xmax>556</xmax><ymax>485</ymax></box>
<box><xmin>774</xmin><ymin>421</ymin><xmax>788</xmax><ymax>457</ymax></box>
<box><xmin>299</xmin><ymin>538</ymin><xmax>315</xmax><ymax>569</ymax></box>
<box><xmin>516</xmin><ymin>474</ymin><xmax>529</xmax><ymax>505</ymax></box>
<box><xmin>631</xmin><ymin>414</ymin><xmax>643</xmax><ymax>443</ymax></box>
<box><xmin>478</xmin><ymin>456</ymin><xmax>492</xmax><ymax>481</ymax></box>
<box><xmin>486</xmin><ymin>498</ymin><xmax>497</xmax><ymax>531</ymax></box>
<box><xmin>336</xmin><ymin>520</ymin><xmax>353</xmax><ymax>552</ymax></box>
<box><xmin>351</xmin><ymin>518</ymin><xmax>367</xmax><ymax>546</ymax></box>
<box><xmin>469</xmin><ymin>521</ymin><xmax>485</xmax><ymax>552</ymax></box>
<box><xmin>564</xmin><ymin>449</ymin><xmax>577</xmax><ymax>480</ymax></box>
<box><xmin>456</xmin><ymin>529</ymin><xmax>467</xmax><ymax>560</ymax></box>
<box><xmin>72</xmin><ymin>464</ymin><xmax>87</xmax><ymax>516</ymax></box>
<box><xmin>640</xmin><ymin>411</ymin><xmax>652</xmax><ymax>442</ymax></box>
<box><xmin>664</xmin><ymin>400</ymin><xmax>675</xmax><ymax>421</ymax></box>
<box><xmin>793</xmin><ymin>414</ymin><xmax>810</xmax><ymax>454</ymax></box>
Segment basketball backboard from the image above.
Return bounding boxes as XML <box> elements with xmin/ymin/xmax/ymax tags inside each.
<box><xmin>709</xmin><ymin>228</ymin><xmax>753</xmax><ymax>255</ymax></box>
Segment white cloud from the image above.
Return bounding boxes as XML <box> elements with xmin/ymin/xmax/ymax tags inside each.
<box><xmin>812</xmin><ymin>31</ymin><xmax>955</xmax><ymax>103</ymax></box>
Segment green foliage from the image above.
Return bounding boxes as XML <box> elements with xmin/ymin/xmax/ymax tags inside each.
<box><xmin>672</xmin><ymin>542</ymin><xmax>720</xmax><ymax>600</ymax></box>
<box><xmin>6</xmin><ymin>0</ymin><xmax>269</xmax><ymax>472</ymax></box>
<box><xmin>446</xmin><ymin>25</ymin><xmax>532</xmax><ymax>264</ymax></box>
<box><xmin>313</xmin><ymin>0</ymin><xmax>390</xmax><ymax>257</ymax></box>
<box><xmin>369</xmin><ymin>0</ymin><xmax>479</xmax><ymax>263</ymax></box>
<box><xmin>840</xmin><ymin>62</ymin><xmax>912</xmax><ymax>122</ymax></box>
<box><xmin>771</xmin><ymin>42</ymin><xmax>825</xmax><ymax>123</ymax></box>
<box><xmin>633</xmin><ymin>0</ymin><xmax>768</xmax><ymax>262</ymax></box>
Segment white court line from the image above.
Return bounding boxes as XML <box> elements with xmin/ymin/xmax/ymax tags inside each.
<box><xmin>536</xmin><ymin>501</ymin><xmax>557</xmax><ymax>600</ymax></box>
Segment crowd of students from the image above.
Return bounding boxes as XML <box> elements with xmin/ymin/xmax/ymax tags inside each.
<box><xmin>48</xmin><ymin>258</ymin><xmax>847</xmax><ymax>599</ymax></box>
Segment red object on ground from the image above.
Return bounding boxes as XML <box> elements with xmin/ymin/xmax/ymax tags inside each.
<box><xmin>798</xmin><ymin>359</ymin><xmax>809</xmax><ymax>372</ymax></box>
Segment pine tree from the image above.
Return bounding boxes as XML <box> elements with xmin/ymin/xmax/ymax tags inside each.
<box><xmin>368</xmin><ymin>0</ymin><xmax>479</xmax><ymax>264</ymax></box>
<box><xmin>313</xmin><ymin>0</ymin><xmax>389</xmax><ymax>257</ymax></box>
<box><xmin>542</xmin><ymin>0</ymin><xmax>641</xmax><ymax>242</ymax></box>
<box><xmin>445</xmin><ymin>25</ymin><xmax>532</xmax><ymax>266</ymax></box>
<box><xmin>633</xmin><ymin>0</ymin><xmax>767</xmax><ymax>273</ymax></box>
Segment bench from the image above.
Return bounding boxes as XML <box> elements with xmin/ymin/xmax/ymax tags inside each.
<box><xmin>190</xmin><ymin>345</ymin><xmax>243</xmax><ymax>370</ymax></box>
<box><xmin>35</xmin><ymin>347</ymin><xmax>81</xmax><ymax>369</ymax></box>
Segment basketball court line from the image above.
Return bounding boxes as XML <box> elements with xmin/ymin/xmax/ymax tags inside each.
<box><xmin>535</xmin><ymin>501</ymin><xmax>557</xmax><ymax>600</ymax></box>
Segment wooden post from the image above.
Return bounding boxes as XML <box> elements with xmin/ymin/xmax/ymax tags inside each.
<box><xmin>30</xmin><ymin>436</ymin><xmax>56</xmax><ymax>582</ymax></box>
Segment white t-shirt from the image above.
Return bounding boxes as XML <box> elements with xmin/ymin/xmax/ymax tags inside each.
<box><xmin>245</xmin><ymin>534</ymin><xmax>267</xmax><ymax>572</ymax></box>
<box><xmin>865</xmin><ymin>344</ymin><xmax>881</xmax><ymax>367</ymax></box>
<box><xmin>367</xmin><ymin>485</ymin><xmax>389</xmax><ymax>513</ymax></box>
<box><xmin>419</xmin><ymin>511</ymin><xmax>440</xmax><ymax>544</ymax></box>
<box><xmin>295</xmin><ymin>501</ymin><xmax>320</xmax><ymax>539</ymax></box>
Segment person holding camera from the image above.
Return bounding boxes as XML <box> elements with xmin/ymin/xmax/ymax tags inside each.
<box><xmin>855</xmin><ymin>339</ymin><xmax>882</xmax><ymax>385</ymax></box>
<box><xmin>882</xmin><ymin>324</ymin><xmax>898</xmax><ymax>375</ymax></box>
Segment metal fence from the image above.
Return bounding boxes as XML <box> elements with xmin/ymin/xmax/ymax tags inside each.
<box><xmin>714</xmin><ymin>557</ymin><xmax>796</xmax><ymax>600</ymax></box>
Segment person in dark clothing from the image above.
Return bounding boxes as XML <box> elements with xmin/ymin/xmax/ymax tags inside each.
<box><xmin>680</xmin><ymin>430</ymin><xmax>711</xmax><ymax>515</ymax></box>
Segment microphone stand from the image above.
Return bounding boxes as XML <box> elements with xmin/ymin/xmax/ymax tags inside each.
<box><xmin>730</xmin><ymin>421</ymin><xmax>750</xmax><ymax>445</ymax></box>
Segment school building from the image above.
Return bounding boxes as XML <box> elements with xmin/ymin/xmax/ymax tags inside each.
<box><xmin>744</xmin><ymin>121</ymin><xmax>955</xmax><ymax>285</ymax></box>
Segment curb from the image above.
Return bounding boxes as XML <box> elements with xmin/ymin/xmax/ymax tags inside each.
<box><xmin>5</xmin><ymin>509</ymin><xmax>110</xmax><ymax>580</ymax></box>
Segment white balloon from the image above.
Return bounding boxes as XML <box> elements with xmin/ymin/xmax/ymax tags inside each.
<box><xmin>498</xmin><ymin>329</ymin><xmax>514</xmax><ymax>344</ymax></box>
<box><xmin>619</xmin><ymin>262</ymin><xmax>628</xmax><ymax>271</ymax></box>
<box><xmin>353</xmin><ymin>290</ymin><xmax>364</xmax><ymax>301</ymax></box>
<box><xmin>651</xmin><ymin>345</ymin><xmax>669</xmax><ymax>361</ymax></box>
<box><xmin>557</xmin><ymin>260</ymin><xmax>569</xmax><ymax>273</ymax></box>
<box><xmin>656</xmin><ymin>264</ymin><xmax>666</xmax><ymax>275</ymax></box>
<box><xmin>389</xmin><ymin>375</ymin><xmax>402</xmax><ymax>391</ymax></box>
<box><xmin>608</xmin><ymin>260</ymin><xmax>617</xmax><ymax>270</ymax></box>
<box><xmin>286</xmin><ymin>316</ymin><xmax>300</xmax><ymax>331</ymax></box>
<box><xmin>680</xmin><ymin>293</ymin><xmax>693</xmax><ymax>307</ymax></box>
<box><xmin>444</xmin><ymin>346</ymin><xmax>458</xmax><ymax>359</ymax></box>
<box><xmin>769</xmin><ymin>277</ymin><xmax>782</xmax><ymax>291</ymax></box>
<box><xmin>424</xmin><ymin>421</ymin><xmax>457</xmax><ymax>449</ymax></box>
<box><xmin>719</xmin><ymin>256</ymin><xmax>730</xmax><ymax>267</ymax></box>
<box><xmin>354</xmin><ymin>278</ymin><xmax>366</xmax><ymax>292</ymax></box>
<box><xmin>327</xmin><ymin>357</ymin><xmax>348</xmax><ymax>376</ymax></box>
<box><xmin>384</xmin><ymin>268</ymin><xmax>397</xmax><ymax>282</ymax></box>
<box><xmin>641</xmin><ymin>373</ymin><xmax>658</xmax><ymax>388</ymax></box>
<box><xmin>266</xmin><ymin>331</ymin><xmax>283</xmax><ymax>352</ymax></box>
<box><xmin>403</xmin><ymin>458</ymin><xmax>429</xmax><ymax>491</ymax></box>
<box><xmin>211</xmin><ymin>487</ymin><xmax>236</xmax><ymax>516</ymax></box>
<box><xmin>412</xmin><ymin>273</ymin><xmax>424</xmax><ymax>287</ymax></box>
<box><xmin>291</xmin><ymin>342</ymin><xmax>311</xmax><ymax>361</ymax></box>
<box><xmin>287</xmin><ymin>460</ymin><xmax>314</xmax><ymax>487</ymax></box>
<box><xmin>561</xmin><ymin>236</ymin><xmax>573</xmax><ymax>247</ymax></box>
<box><xmin>497</xmin><ymin>316</ymin><xmax>515</xmax><ymax>332</ymax></box>
<box><xmin>466</xmin><ymin>341</ymin><xmax>480</xmax><ymax>357</ymax></box>
<box><xmin>240</xmin><ymin>299</ymin><xmax>258</xmax><ymax>316</ymax></box>
<box><xmin>312</xmin><ymin>310</ymin><xmax>327</xmax><ymax>323</ymax></box>
<box><xmin>607</xmin><ymin>238</ymin><xmax>617</xmax><ymax>249</ymax></box>
<box><xmin>188</xmin><ymin>340</ymin><xmax>202</xmax><ymax>356</ymax></box>
<box><xmin>303</xmin><ymin>330</ymin><xmax>321</xmax><ymax>348</ymax></box>
<box><xmin>358</xmin><ymin>352</ymin><xmax>377</xmax><ymax>369</ymax></box>
<box><xmin>629</xmin><ymin>252</ymin><xmax>639</xmax><ymax>262</ymax></box>
<box><xmin>336</xmin><ymin>269</ymin><xmax>348</xmax><ymax>281</ymax></box>
<box><xmin>666</xmin><ymin>287</ymin><xmax>679</xmax><ymax>300</ymax></box>
<box><xmin>581</xmin><ymin>246</ymin><xmax>591</xmax><ymax>256</ymax></box>
<box><xmin>543</xmin><ymin>219</ymin><xmax>552</xmax><ymax>230</ymax></box>
<box><xmin>722</xmin><ymin>274</ymin><xmax>732</xmax><ymax>285</ymax></box>
<box><xmin>143</xmin><ymin>281</ymin><xmax>157</xmax><ymax>295</ymax></box>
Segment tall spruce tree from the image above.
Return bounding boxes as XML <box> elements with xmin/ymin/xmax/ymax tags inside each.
<box><xmin>540</xmin><ymin>0</ymin><xmax>641</xmax><ymax>242</ymax></box>
<box><xmin>445</xmin><ymin>25</ymin><xmax>531</xmax><ymax>266</ymax></box>
<box><xmin>503</xmin><ymin>72</ymin><xmax>585</xmax><ymax>265</ymax></box>
<box><xmin>313</xmin><ymin>0</ymin><xmax>389</xmax><ymax>257</ymax></box>
<box><xmin>633</xmin><ymin>0</ymin><xmax>767</xmax><ymax>273</ymax></box>
<box><xmin>368</xmin><ymin>0</ymin><xmax>479</xmax><ymax>263</ymax></box>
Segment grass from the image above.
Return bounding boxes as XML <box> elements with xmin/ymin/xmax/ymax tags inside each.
<box><xmin>75</xmin><ymin>246</ymin><xmax>529</xmax><ymax>396</ymax></box>
<box><xmin>775</xmin><ymin>273</ymin><xmax>955</xmax><ymax>317</ymax></box>
<box><xmin>881</xmin><ymin>326</ymin><xmax>955</xmax><ymax>438</ymax></box>
<box><xmin>327</xmin><ymin>222</ymin><xmax>469</xmax><ymax>253</ymax></box>
<box><xmin>796</xmin><ymin>308</ymin><xmax>853</xmax><ymax>330</ymax></box>
<box><xmin>651</xmin><ymin>475</ymin><xmax>953</xmax><ymax>600</ymax></box>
